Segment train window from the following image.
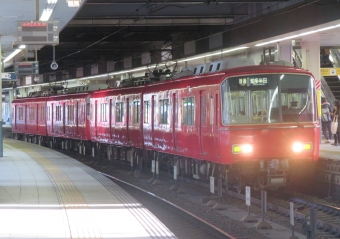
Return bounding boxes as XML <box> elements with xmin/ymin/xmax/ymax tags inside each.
<box><xmin>200</xmin><ymin>94</ymin><xmax>207</xmax><ymax>125</ymax></box>
<box><xmin>216</xmin><ymin>63</ymin><xmax>221</xmax><ymax>71</ymax></box>
<box><xmin>144</xmin><ymin>101</ymin><xmax>149</xmax><ymax>124</ymax></box>
<box><xmin>209</xmin><ymin>65</ymin><xmax>213</xmax><ymax>72</ymax></box>
<box><xmin>28</xmin><ymin>107</ymin><xmax>34</xmax><ymax>121</ymax></box>
<box><xmin>40</xmin><ymin>106</ymin><xmax>45</xmax><ymax>121</ymax></box>
<box><xmin>159</xmin><ymin>99</ymin><xmax>169</xmax><ymax>124</ymax></box>
<box><xmin>100</xmin><ymin>103</ymin><xmax>107</xmax><ymax>122</ymax></box>
<box><xmin>68</xmin><ymin>105</ymin><xmax>75</xmax><ymax>122</ymax></box>
<box><xmin>183</xmin><ymin>97</ymin><xmax>195</xmax><ymax>125</ymax></box>
<box><xmin>19</xmin><ymin>107</ymin><xmax>23</xmax><ymax>120</ymax></box>
<box><xmin>133</xmin><ymin>101</ymin><xmax>140</xmax><ymax>123</ymax></box>
<box><xmin>221</xmin><ymin>74</ymin><xmax>316</xmax><ymax>124</ymax></box>
<box><xmin>200</xmin><ymin>66</ymin><xmax>204</xmax><ymax>74</ymax></box>
<box><xmin>116</xmin><ymin>102</ymin><xmax>124</xmax><ymax>122</ymax></box>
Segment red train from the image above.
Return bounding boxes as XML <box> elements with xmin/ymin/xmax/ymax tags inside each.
<box><xmin>11</xmin><ymin>59</ymin><xmax>320</xmax><ymax>191</ymax></box>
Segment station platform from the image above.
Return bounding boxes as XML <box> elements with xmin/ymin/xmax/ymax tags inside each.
<box><xmin>0</xmin><ymin>138</ymin><xmax>177</xmax><ymax>239</ymax></box>
<box><xmin>319</xmin><ymin>142</ymin><xmax>340</xmax><ymax>161</ymax></box>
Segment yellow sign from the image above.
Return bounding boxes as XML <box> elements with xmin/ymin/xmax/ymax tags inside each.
<box><xmin>320</xmin><ymin>68</ymin><xmax>340</xmax><ymax>76</ymax></box>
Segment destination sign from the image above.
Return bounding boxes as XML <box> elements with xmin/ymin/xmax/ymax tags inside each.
<box><xmin>238</xmin><ymin>77</ymin><xmax>268</xmax><ymax>87</ymax></box>
<box><xmin>17</xmin><ymin>21</ymin><xmax>59</xmax><ymax>45</ymax></box>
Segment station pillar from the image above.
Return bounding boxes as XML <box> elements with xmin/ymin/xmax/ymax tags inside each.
<box><xmin>301</xmin><ymin>41</ymin><xmax>322</xmax><ymax>141</ymax></box>
<box><xmin>301</xmin><ymin>41</ymin><xmax>320</xmax><ymax>81</ymax></box>
<box><xmin>276</xmin><ymin>43</ymin><xmax>292</xmax><ymax>63</ymax></box>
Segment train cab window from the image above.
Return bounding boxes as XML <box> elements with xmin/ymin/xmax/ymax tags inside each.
<box><xmin>221</xmin><ymin>74</ymin><xmax>316</xmax><ymax>124</ymax></box>
<box><xmin>159</xmin><ymin>99</ymin><xmax>169</xmax><ymax>124</ymax></box>
<box><xmin>183</xmin><ymin>97</ymin><xmax>195</xmax><ymax>125</ymax></box>
<box><xmin>133</xmin><ymin>101</ymin><xmax>140</xmax><ymax>123</ymax></box>
<box><xmin>116</xmin><ymin>102</ymin><xmax>124</xmax><ymax>122</ymax></box>
<box><xmin>144</xmin><ymin>101</ymin><xmax>150</xmax><ymax>124</ymax></box>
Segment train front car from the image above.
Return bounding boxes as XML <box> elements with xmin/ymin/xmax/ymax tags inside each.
<box><xmin>219</xmin><ymin>65</ymin><xmax>319</xmax><ymax>191</ymax></box>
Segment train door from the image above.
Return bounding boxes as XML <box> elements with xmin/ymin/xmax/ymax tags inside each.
<box><xmin>63</xmin><ymin>102</ymin><xmax>66</xmax><ymax>135</ymax></box>
<box><xmin>36</xmin><ymin>103</ymin><xmax>39</xmax><ymax>132</ymax></box>
<box><xmin>109</xmin><ymin>99</ymin><xmax>112</xmax><ymax>140</ymax></box>
<box><xmin>51</xmin><ymin>103</ymin><xmax>54</xmax><ymax>133</ymax></box>
<box><xmin>14</xmin><ymin>105</ymin><xmax>17</xmax><ymax>130</ymax></box>
<box><xmin>126</xmin><ymin>98</ymin><xmax>130</xmax><ymax>142</ymax></box>
<box><xmin>76</xmin><ymin>101</ymin><xmax>79</xmax><ymax>136</ymax></box>
<box><xmin>172</xmin><ymin>93</ymin><xmax>177</xmax><ymax>149</ymax></box>
<box><xmin>213</xmin><ymin>91</ymin><xmax>221</xmax><ymax>157</ymax></box>
<box><xmin>199</xmin><ymin>90</ymin><xmax>209</xmax><ymax>154</ymax></box>
<box><xmin>151</xmin><ymin>95</ymin><xmax>155</xmax><ymax>145</ymax></box>
<box><xmin>25</xmin><ymin>104</ymin><xmax>27</xmax><ymax>131</ymax></box>
<box><xmin>94</xmin><ymin>100</ymin><xmax>98</xmax><ymax>138</ymax></box>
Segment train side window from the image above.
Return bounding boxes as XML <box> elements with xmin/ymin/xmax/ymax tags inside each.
<box><xmin>144</xmin><ymin>101</ymin><xmax>149</xmax><ymax>124</ymax></box>
<box><xmin>100</xmin><ymin>103</ymin><xmax>107</xmax><ymax>122</ymax></box>
<box><xmin>159</xmin><ymin>99</ymin><xmax>169</xmax><ymax>124</ymax></box>
<box><xmin>183</xmin><ymin>97</ymin><xmax>195</xmax><ymax>125</ymax></box>
<box><xmin>210</xmin><ymin>96</ymin><xmax>214</xmax><ymax>126</ymax></box>
<box><xmin>133</xmin><ymin>101</ymin><xmax>140</xmax><ymax>123</ymax></box>
<box><xmin>116</xmin><ymin>102</ymin><xmax>124</xmax><ymax>122</ymax></box>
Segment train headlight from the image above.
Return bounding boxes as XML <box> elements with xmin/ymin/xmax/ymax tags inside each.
<box><xmin>292</xmin><ymin>142</ymin><xmax>312</xmax><ymax>153</ymax></box>
<box><xmin>232</xmin><ymin>144</ymin><xmax>253</xmax><ymax>154</ymax></box>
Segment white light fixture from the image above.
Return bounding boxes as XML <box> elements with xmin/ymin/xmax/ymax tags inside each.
<box><xmin>255</xmin><ymin>24</ymin><xmax>340</xmax><ymax>47</ymax></box>
<box><xmin>67</xmin><ymin>0</ymin><xmax>81</xmax><ymax>7</ymax></box>
<box><xmin>3</xmin><ymin>45</ymin><xmax>26</xmax><ymax>63</ymax></box>
<box><xmin>4</xmin><ymin>49</ymin><xmax>22</xmax><ymax>63</ymax></box>
<box><xmin>177</xmin><ymin>46</ymin><xmax>248</xmax><ymax>63</ymax></box>
<box><xmin>40</xmin><ymin>0</ymin><xmax>58</xmax><ymax>21</ymax></box>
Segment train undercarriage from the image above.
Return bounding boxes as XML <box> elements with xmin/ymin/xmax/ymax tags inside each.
<box><xmin>14</xmin><ymin>133</ymin><xmax>292</xmax><ymax>193</ymax></box>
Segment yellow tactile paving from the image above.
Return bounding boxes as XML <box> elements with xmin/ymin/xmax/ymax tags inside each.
<box><xmin>0</xmin><ymin>138</ymin><xmax>177</xmax><ymax>239</ymax></box>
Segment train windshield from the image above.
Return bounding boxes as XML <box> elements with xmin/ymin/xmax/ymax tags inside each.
<box><xmin>221</xmin><ymin>74</ymin><xmax>316</xmax><ymax>125</ymax></box>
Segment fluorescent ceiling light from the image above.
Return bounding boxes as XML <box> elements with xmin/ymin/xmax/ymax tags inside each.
<box><xmin>4</xmin><ymin>49</ymin><xmax>22</xmax><ymax>63</ymax></box>
<box><xmin>255</xmin><ymin>24</ymin><xmax>340</xmax><ymax>47</ymax></box>
<box><xmin>178</xmin><ymin>46</ymin><xmax>248</xmax><ymax>63</ymax></box>
<box><xmin>40</xmin><ymin>0</ymin><xmax>58</xmax><ymax>21</ymax></box>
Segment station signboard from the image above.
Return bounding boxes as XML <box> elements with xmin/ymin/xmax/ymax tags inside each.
<box><xmin>14</xmin><ymin>61</ymin><xmax>39</xmax><ymax>76</ymax></box>
<box><xmin>320</xmin><ymin>68</ymin><xmax>340</xmax><ymax>76</ymax></box>
<box><xmin>17</xmin><ymin>21</ymin><xmax>59</xmax><ymax>45</ymax></box>
<box><xmin>1</xmin><ymin>72</ymin><xmax>17</xmax><ymax>81</ymax></box>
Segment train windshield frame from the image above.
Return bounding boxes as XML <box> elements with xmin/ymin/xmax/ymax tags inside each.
<box><xmin>221</xmin><ymin>73</ymin><xmax>316</xmax><ymax>125</ymax></box>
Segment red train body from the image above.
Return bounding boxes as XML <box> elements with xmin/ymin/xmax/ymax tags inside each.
<box><xmin>11</xmin><ymin>62</ymin><xmax>320</xmax><ymax>190</ymax></box>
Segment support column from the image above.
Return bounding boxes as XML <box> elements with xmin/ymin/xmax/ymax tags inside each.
<box><xmin>301</xmin><ymin>41</ymin><xmax>322</xmax><ymax>141</ymax></box>
<box><xmin>301</xmin><ymin>41</ymin><xmax>320</xmax><ymax>80</ymax></box>
<box><xmin>276</xmin><ymin>43</ymin><xmax>292</xmax><ymax>63</ymax></box>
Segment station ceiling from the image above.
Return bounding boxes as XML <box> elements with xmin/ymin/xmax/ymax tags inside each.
<box><xmin>38</xmin><ymin>0</ymin><xmax>292</xmax><ymax>74</ymax></box>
